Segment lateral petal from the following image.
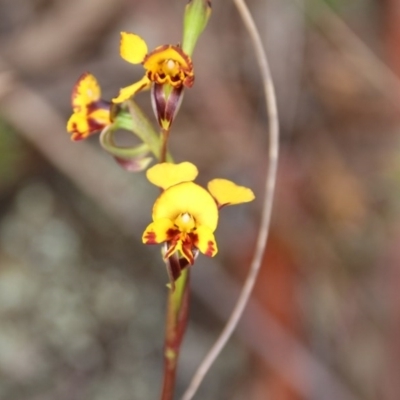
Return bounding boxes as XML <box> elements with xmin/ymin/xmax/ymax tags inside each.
<box><xmin>194</xmin><ymin>225</ymin><xmax>218</xmax><ymax>257</ymax></box>
<box><xmin>120</xmin><ymin>32</ymin><xmax>148</xmax><ymax>64</ymax></box>
<box><xmin>66</xmin><ymin>112</ymin><xmax>90</xmax><ymax>141</ymax></box>
<box><xmin>112</xmin><ymin>76</ymin><xmax>151</xmax><ymax>103</ymax></box>
<box><xmin>71</xmin><ymin>73</ymin><xmax>101</xmax><ymax>111</ymax></box>
<box><xmin>142</xmin><ymin>218</ymin><xmax>177</xmax><ymax>244</ymax></box>
<box><xmin>207</xmin><ymin>179</ymin><xmax>255</xmax><ymax>207</ymax></box>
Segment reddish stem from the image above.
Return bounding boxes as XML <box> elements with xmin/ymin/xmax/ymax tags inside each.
<box><xmin>160</xmin><ymin>257</ymin><xmax>190</xmax><ymax>400</ymax></box>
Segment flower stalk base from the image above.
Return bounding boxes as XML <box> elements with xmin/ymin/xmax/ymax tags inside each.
<box><xmin>160</xmin><ymin>257</ymin><xmax>190</xmax><ymax>400</ymax></box>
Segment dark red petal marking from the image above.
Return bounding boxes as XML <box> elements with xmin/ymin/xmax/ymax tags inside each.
<box><xmin>181</xmin><ymin>243</ymin><xmax>194</xmax><ymax>265</ymax></box>
<box><xmin>180</xmin><ymin>235</ymin><xmax>194</xmax><ymax>265</ymax></box>
<box><xmin>205</xmin><ymin>240</ymin><xmax>216</xmax><ymax>257</ymax></box>
<box><xmin>144</xmin><ymin>227</ymin><xmax>180</xmax><ymax>245</ymax></box>
<box><xmin>87</xmin><ymin>118</ymin><xmax>105</xmax><ymax>133</ymax></box>
<box><xmin>166</xmin><ymin>228</ymin><xmax>181</xmax><ymax>239</ymax></box>
<box><xmin>143</xmin><ymin>231</ymin><xmax>157</xmax><ymax>244</ymax></box>
<box><xmin>165</xmin><ymin>242</ymin><xmax>178</xmax><ymax>259</ymax></box>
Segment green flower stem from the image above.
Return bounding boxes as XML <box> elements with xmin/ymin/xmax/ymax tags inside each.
<box><xmin>100</xmin><ymin>126</ymin><xmax>151</xmax><ymax>158</ymax></box>
<box><xmin>158</xmin><ymin>154</ymin><xmax>189</xmax><ymax>400</ymax></box>
<box><xmin>161</xmin><ymin>267</ymin><xmax>190</xmax><ymax>400</ymax></box>
<box><xmin>118</xmin><ymin>101</ymin><xmax>172</xmax><ymax>162</ymax></box>
<box><xmin>160</xmin><ymin>128</ymin><xmax>170</xmax><ymax>164</ymax></box>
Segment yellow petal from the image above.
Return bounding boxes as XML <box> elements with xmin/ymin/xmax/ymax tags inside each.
<box><xmin>66</xmin><ymin>112</ymin><xmax>90</xmax><ymax>140</ymax></box>
<box><xmin>90</xmin><ymin>108</ymin><xmax>111</xmax><ymax>125</ymax></box>
<box><xmin>120</xmin><ymin>32</ymin><xmax>148</xmax><ymax>64</ymax></box>
<box><xmin>112</xmin><ymin>75</ymin><xmax>151</xmax><ymax>103</ymax></box>
<box><xmin>66</xmin><ymin>112</ymin><xmax>79</xmax><ymax>132</ymax></box>
<box><xmin>146</xmin><ymin>162</ymin><xmax>198</xmax><ymax>190</ymax></box>
<box><xmin>71</xmin><ymin>72</ymin><xmax>101</xmax><ymax>111</ymax></box>
<box><xmin>142</xmin><ymin>218</ymin><xmax>176</xmax><ymax>244</ymax></box>
<box><xmin>207</xmin><ymin>179</ymin><xmax>255</xmax><ymax>206</ymax></box>
<box><xmin>152</xmin><ymin>182</ymin><xmax>218</xmax><ymax>231</ymax></box>
<box><xmin>194</xmin><ymin>225</ymin><xmax>218</xmax><ymax>257</ymax></box>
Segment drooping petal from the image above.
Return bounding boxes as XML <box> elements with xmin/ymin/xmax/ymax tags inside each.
<box><xmin>194</xmin><ymin>225</ymin><xmax>218</xmax><ymax>257</ymax></box>
<box><xmin>71</xmin><ymin>73</ymin><xmax>101</xmax><ymax>112</ymax></box>
<box><xmin>142</xmin><ymin>218</ymin><xmax>178</xmax><ymax>244</ymax></box>
<box><xmin>164</xmin><ymin>236</ymin><xmax>195</xmax><ymax>265</ymax></box>
<box><xmin>146</xmin><ymin>162</ymin><xmax>198</xmax><ymax>190</ymax></box>
<box><xmin>114</xmin><ymin>155</ymin><xmax>153</xmax><ymax>172</ymax></box>
<box><xmin>152</xmin><ymin>182</ymin><xmax>219</xmax><ymax>231</ymax></box>
<box><xmin>164</xmin><ymin>247</ymin><xmax>182</xmax><ymax>289</ymax></box>
<box><xmin>151</xmin><ymin>83</ymin><xmax>184</xmax><ymax>130</ymax></box>
<box><xmin>179</xmin><ymin>237</ymin><xmax>196</xmax><ymax>265</ymax></box>
<box><xmin>112</xmin><ymin>75</ymin><xmax>151</xmax><ymax>103</ymax></box>
<box><xmin>120</xmin><ymin>32</ymin><xmax>148</xmax><ymax>64</ymax></box>
<box><xmin>164</xmin><ymin>241</ymin><xmax>179</xmax><ymax>260</ymax></box>
<box><xmin>207</xmin><ymin>179</ymin><xmax>255</xmax><ymax>207</ymax></box>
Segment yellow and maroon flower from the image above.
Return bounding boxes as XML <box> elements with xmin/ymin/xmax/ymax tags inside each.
<box><xmin>142</xmin><ymin>162</ymin><xmax>255</xmax><ymax>266</ymax></box>
<box><xmin>112</xmin><ymin>32</ymin><xmax>194</xmax><ymax>104</ymax></box>
<box><xmin>67</xmin><ymin>73</ymin><xmax>111</xmax><ymax>141</ymax></box>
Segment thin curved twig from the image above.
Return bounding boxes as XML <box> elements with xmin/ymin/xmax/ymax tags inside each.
<box><xmin>181</xmin><ymin>0</ymin><xmax>279</xmax><ymax>398</ymax></box>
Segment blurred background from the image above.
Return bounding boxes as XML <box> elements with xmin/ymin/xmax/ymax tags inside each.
<box><xmin>0</xmin><ymin>0</ymin><xmax>399</xmax><ymax>399</ymax></box>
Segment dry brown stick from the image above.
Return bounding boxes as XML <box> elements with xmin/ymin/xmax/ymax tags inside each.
<box><xmin>181</xmin><ymin>0</ymin><xmax>279</xmax><ymax>397</ymax></box>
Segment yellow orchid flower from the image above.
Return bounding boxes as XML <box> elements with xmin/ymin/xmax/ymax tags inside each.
<box><xmin>66</xmin><ymin>73</ymin><xmax>111</xmax><ymax>141</ymax></box>
<box><xmin>142</xmin><ymin>162</ymin><xmax>255</xmax><ymax>265</ymax></box>
<box><xmin>113</xmin><ymin>32</ymin><xmax>194</xmax><ymax>104</ymax></box>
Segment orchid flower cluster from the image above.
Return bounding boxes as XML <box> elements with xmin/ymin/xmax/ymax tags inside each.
<box><xmin>66</xmin><ymin>0</ymin><xmax>255</xmax><ymax>284</ymax></box>
<box><xmin>66</xmin><ymin>1</ymin><xmax>256</xmax><ymax>398</ymax></box>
